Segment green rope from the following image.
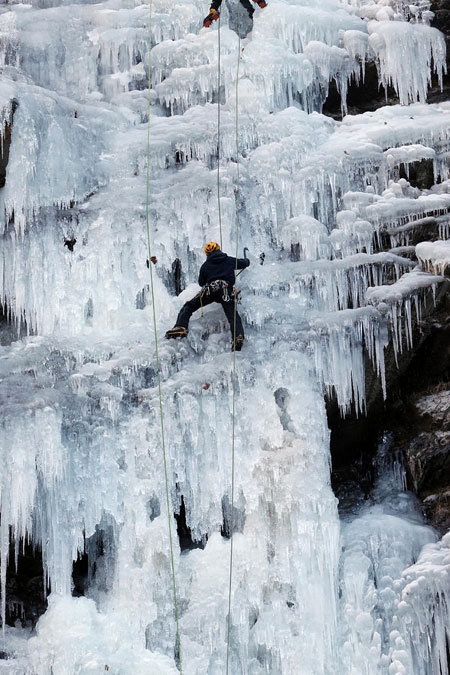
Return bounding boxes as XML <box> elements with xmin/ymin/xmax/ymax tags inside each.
<box><xmin>226</xmin><ymin>5</ymin><xmax>242</xmax><ymax>672</ymax></box>
<box><xmin>145</xmin><ymin>2</ymin><xmax>183</xmax><ymax>671</ymax></box>
<box><xmin>217</xmin><ymin>15</ymin><xmax>223</xmax><ymax>249</ymax></box>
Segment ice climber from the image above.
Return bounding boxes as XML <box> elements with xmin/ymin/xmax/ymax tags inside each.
<box><xmin>165</xmin><ymin>242</ymin><xmax>250</xmax><ymax>351</ymax></box>
<box><xmin>203</xmin><ymin>0</ymin><xmax>267</xmax><ymax>27</ymax></box>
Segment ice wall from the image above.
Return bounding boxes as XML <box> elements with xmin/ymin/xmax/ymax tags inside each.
<box><xmin>338</xmin><ymin>437</ymin><xmax>438</xmax><ymax>675</ymax></box>
<box><xmin>0</xmin><ymin>0</ymin><xmax>449</xmax><ymax>672</ymax></box>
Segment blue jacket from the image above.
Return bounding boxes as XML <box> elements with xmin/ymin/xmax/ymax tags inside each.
<box><xmin>198</xmin><ymin>250</ymin><xmax>250</xmax><ymax>287</ymax></box>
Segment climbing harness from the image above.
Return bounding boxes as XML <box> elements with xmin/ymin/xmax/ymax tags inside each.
<box><xmin>145</xmin><ymin>1</ymin><xmax>183</xmax><ymax>670</ymax></box>
<box><xmin>202</xmin><ymin>280</ymin><xmax>241</xmax><ymax>303</ymax></box>
<box><xmin>198</xmin><ymin>280</ymin><xmax>241</xmax><ymax>317</ymax></box>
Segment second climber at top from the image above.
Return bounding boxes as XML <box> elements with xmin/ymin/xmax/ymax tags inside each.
<box><xmin>203</xmin><ymin>0</ymin><xmax>267</xmax><ymax>27</ymax></box>
<box><xmin>165</xmin><ymin>242</ymin><xmax>250</xmax><ymax>351</ymax></box>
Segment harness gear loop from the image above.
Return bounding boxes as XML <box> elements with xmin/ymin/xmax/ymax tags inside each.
<box><xmin>198</xmin><ymin>280</ymin><xmax>241</xmax><ymax>317</ymax></box>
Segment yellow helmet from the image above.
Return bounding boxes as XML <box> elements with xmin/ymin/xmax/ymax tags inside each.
<box><xmin>204</xmin><ymin>241</ymin><xmax>220</xmax><ymax>255</ymax></box>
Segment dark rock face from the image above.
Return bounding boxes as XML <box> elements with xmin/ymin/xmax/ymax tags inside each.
<box><xmin>4</xmin><ymin>539</ymin><xmax>47</xmax><ymax>628</ymax></box>
<box><xmin>0</xmin><ymin>303</ymin><xmax>28</xmax><ymax>346</ymax></box>
<box><xmin>0</xmin><ymin>101</ymin><xmax>17</xmax><ymax>189</ymax></box>
<box><xmin>398</xmin><ymin>159</ymin><xmax>435</xmax><ymax>191</ymax></box>
<box><xmin>329</xmin><ymin>114</ymin><xmax>450</xmax><ymax>504</ymax></box>
<box><xmin>431</xmin><ymin>0</ymin><xmax>450</xmax><ymax>101</ymax></box>
<box><xmin>324</xmin><ymin>62</ymin><xmax>400</xmax><ymax>119</ymax></box>
<box><xmin>401</xmin><ymin>391</ymin><xmax>450</xmax><ymax>532</ymax></box>
<box><xmin>330</xmin><ymin>284</ymin><xmax>450</xmax><ymax>530</ymax></box>
<box><xmin>72</xmin><ymin>521</ymin><xmax>117</xmax><ymax>599</ymax></box>
<box><xmin>175</xmin><ymin>496</ymin><xmax>206</xmax><ymax>551</ymax></box>
<box><xmin>171</xmin><ymin>258</ymin><xmax>185</xmax><ymax>296</ymax></box>
<box><xmin>426</xmin><ymin>0</ymin><xmax>450</xmax><ymax>106</ymax></box>
<box><xmin>324</xmin><ymin>1</ymin><xmax>450</xmax><ymax>120</ymax></box>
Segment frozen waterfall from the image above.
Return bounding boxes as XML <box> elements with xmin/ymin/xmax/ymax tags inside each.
<box><xmin>0</xmin><ymin>0</ymin><xmax>449</xmax><ymax>672</ymax></box>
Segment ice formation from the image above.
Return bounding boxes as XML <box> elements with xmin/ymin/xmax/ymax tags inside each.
<box><xmin>0</xmin><ymin>0</ymin><xmax>449</xmax><ymax>672</ymax></box>
<box><xmin>339</xmin><ymin>436</ymin><xmax>439</xmax><ymax>675</ymax></box>
<box><xmin>416</xmin><ymin>239</ymin><xmax>450</xmax><ymax>275</ymax></box>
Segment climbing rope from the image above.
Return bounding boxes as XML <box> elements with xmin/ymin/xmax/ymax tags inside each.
<box><xmin>145</xmin><ymin>1</ymin><xmax>183</xmax><ymax>671</ymax></box>
<box><xmin>217</xmin><ymin>15</ymin><xmax>223</xmax><ymax>249</ymax></box>
<box><xmin>226</xmin><ymin>4</ymin><xmax>242</xmax><ymax>672</ymax></box>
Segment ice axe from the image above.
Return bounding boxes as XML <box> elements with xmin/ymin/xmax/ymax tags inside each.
<box><xmin>236</xmin><ymin>247</ymin><xmax>249</xmax><ymax>277</ymax></box>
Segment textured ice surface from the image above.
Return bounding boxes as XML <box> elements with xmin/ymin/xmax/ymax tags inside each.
<box><xmin>401</xmin><ymin>532</ymin><xmax>450</xmax><ymax>675</ymax></box>
<box><xmin>338</xmin><ymin>437</ymin><xmax>438</xmax><ymax>675</ymax></box>
<box><xmin>416</xmin><ymin>239</ymin><xmax>450</xmax><ymax>275</ymax></box>
<box><xmin>367</xmin><ymin>20</ymin><xmax>445</xmax><ymax>104</ymax></box>
<box><xmin>28</xmin><ymin>595</ymin><xmax>179</xmax><ymax>674</ymax></box>
<box><xmin>0</xmin><ymin>0</ymin><xmax>449</xmax><ymax>672</ymax></box>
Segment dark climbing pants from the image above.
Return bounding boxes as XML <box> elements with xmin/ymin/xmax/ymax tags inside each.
<box><xmin>176</xmin><ymin>289</ymin><xmax>244</xmax><ymax>339</ymax></box>
<box><xmin>210</xmin><ymin>0</ymin><xmax>254</xmax><ymax>17</ymax></box>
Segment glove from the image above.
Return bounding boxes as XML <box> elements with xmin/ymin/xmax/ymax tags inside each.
<box><xmin>203</xmin><ymin>8</ymin><xmax>220</xmax><ymax>27</ymax></box>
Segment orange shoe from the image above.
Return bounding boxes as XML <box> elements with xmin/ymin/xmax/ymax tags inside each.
<box><xmin>166</xmin><ymin>326</ymin><xmax>188</xmax><ymax>339</ymax></box>
<box><xmin>203</xmin><ymin>8</ymin><xmax>220</xmax><ymax>27</ymax></box>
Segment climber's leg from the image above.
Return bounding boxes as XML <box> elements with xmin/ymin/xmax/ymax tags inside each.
<box><xmin>221</xmin><ymin>299</ymin><xmax>245</xmax><ymax>351</ymax></box>
<box><xmin>240</xmin><ymin>0</ymin><xmax>255</xmax><ymax>18</ymax></box>
<box><xmin>203</xmin><ymin>0</ymin><xmax>222</xmax><ymax>27</ymax></box>
<box><xmin>166</xmin><ymin>291</ymin><xmax>218</xmax><ymax>339</ymax></box>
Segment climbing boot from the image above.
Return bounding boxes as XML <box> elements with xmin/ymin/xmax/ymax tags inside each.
<box><xmin>165</xmin><ymin>326</ymin><xmax>188</xmax><ymax>339</ymax></box>
<box><xmin>203</xmin><ymin>8</ymin><xmax>220</xmax><ymax>27</ymax></box>
<box><xmin>231</xmin><ymin>335</ymin><xmax>244</xmax><ymax>352</ymax></box>
<box><xmin>254</xmin><ymin>0</ymin><xmax>267</xmax><ymax>6</ymax></box>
